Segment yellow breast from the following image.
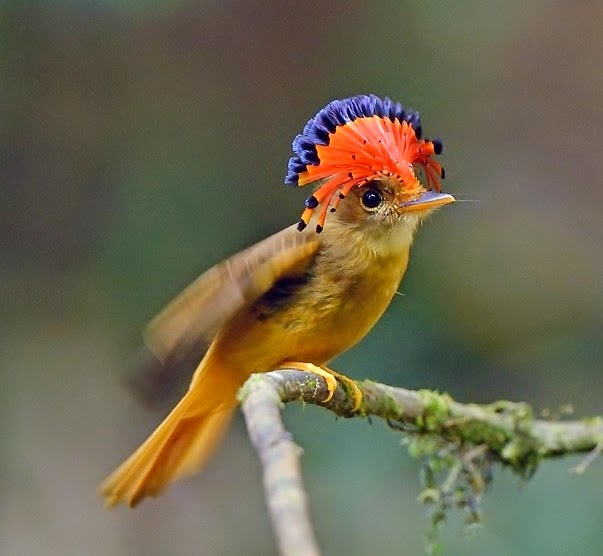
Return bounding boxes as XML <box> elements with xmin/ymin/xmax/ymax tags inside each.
<box><xmin>215</xmin><ymin>226</ymin><xmax>411</xmax><ymax>372</ymax></box>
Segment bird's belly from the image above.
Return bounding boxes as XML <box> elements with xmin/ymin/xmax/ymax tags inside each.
<box><xmin>217</xmin><ymin>254</ymin><xmax>407</xmax><ymax>371</ymax></box>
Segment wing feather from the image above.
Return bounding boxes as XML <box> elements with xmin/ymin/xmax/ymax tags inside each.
<box><xmin>127</xmin><ymin>224</ymin><xmax>319</xmax><ymax>406</ymax></box>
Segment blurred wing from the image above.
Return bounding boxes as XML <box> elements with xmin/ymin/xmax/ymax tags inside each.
<box><xmin>127</xmin><ymin>224</ymin><xmax>319</xmax><ymax>406</ymax></box>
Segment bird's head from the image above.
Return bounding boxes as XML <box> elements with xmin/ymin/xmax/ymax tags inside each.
<box><xmin>285</xmin><ymin>95</ymin><xmax>454</xmax><ymax>241</ymax></box>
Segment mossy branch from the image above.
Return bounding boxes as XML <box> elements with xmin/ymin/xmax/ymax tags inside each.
<box><xmin>239</xmin><ymin>369</ymin><xmax>603</xmax><ymax>556</ymax></box>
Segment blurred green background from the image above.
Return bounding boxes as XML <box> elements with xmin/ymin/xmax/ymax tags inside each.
<box><xmin>2</xmin><ymin>1</ymin><xmax>602</xmax><ymax>554</ymax></box>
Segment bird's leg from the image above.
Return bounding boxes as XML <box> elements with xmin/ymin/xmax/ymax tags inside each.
<box><xmin>280</xmin><ymin>361</ymin><xmax>363</xmax><ymax>412</ymax></box>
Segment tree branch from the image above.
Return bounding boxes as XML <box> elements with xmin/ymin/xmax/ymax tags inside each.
<box><xmin>239</xmin><ymin>369</ymin><xmax>603</xmax><ymax>556</ymax></box>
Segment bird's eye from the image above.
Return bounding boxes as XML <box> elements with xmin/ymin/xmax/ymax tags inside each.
<box><xmin>360</xmin><ymin>189</ymin><xmax>383</xmax><ymax>211</ymax></box>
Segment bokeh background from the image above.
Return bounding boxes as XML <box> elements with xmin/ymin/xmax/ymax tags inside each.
<box><xmin>2</xmin><ymin>1</ymin><xmax>602</xmax><ymax>554</ymax></box>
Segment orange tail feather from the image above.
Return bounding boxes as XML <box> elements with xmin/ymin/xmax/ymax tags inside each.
<box><xmin>100</xmin><ymin>355</ymin><xmax>245</xmax><ymax>507</ymax></box>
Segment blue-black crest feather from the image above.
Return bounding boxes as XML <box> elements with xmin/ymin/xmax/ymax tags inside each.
<box><xmin>285</xmin><ymin>94</ymin><xmax>427</xmax><ymax>186</ymax></box>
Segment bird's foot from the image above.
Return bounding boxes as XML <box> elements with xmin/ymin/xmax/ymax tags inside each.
<box><xmin>280</xmin><ymin>361</ymin><xmax>363</xmax><ymax>412</ymax></box>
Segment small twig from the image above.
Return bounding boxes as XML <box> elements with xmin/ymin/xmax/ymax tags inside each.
<box><xmin>441</xmin><ymin>460</ymin><xmax>463</xmax><ymax>495</ymax></box>
<box><xmin>570</xmin><ymin>442</ymin><xmax>603</xmax><ymax>475</ymax></box>
<box><xmin>462</xmin><ymin>444</ymin><xmax>488</xmax><ymax>464</ymax></box>
<box><xmin>462</xmin><ymin>445</ymin><xmax>488</xmax><ymax>493</ymax></box>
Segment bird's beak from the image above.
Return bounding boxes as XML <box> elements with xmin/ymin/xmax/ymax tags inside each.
<box><xmin>399</xmin><ymin>191</ymin><xmax>455</xmax><ymax>212</ymax></box>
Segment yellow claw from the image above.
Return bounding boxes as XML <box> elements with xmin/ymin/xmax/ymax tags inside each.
<box><xmin>328</xmin><ymin>368</ymin><xmax>363</xmax><ymax>412</ymax></box>
<box><xmin>281</xmin><ymin>362</ymin><xmax>363</xmax><ymax>412</ymax></box>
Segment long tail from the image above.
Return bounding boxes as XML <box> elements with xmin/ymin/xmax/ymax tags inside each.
<box><xmin>100</xmin><ymin>353</ymin><xmax>245</xmax><ymax>508</ymax></box>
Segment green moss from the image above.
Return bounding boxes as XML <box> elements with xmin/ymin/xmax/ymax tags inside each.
<box><xmin>237</xmin><ymin>373</ymin><xmax>264</xmax><ymax>402</ymax></box>
<box><xmin>418</xmin><ymin>390</ymin><xmax>452</xmax><ymax>420</ymax></box>
<box><xmin>581</xmin><ymin>416</ymin><xmax>603</xmax><ymax>427</ymax></box>
<box><xmin>237</xmin><ymin>373</ymin><xmax>284</xmax><ymax>408</ymax></box>
<box><xmin>361</xmin><ymin>380</ymin><xmax>403</xmax><ymax>419</ymax></box>
<box><xmin>457</xmin><ymin>420</ymin><xmax>509</xmax><ymax>448</ymax></box>
<box><xmin>304</xmin><ymin>376</ymin><xmax>319</xmax><ymax>390</ymax></box>
<box><xmin>411</xmin><ymin>390</ymin><xmax>452</xmax><ymax>433</ymax></box>
<box><xmin>406</xmin><ymin>434</ymin><xmax>446</xmax><ymax>459</ymax></box>
<box><xmin>418</xmin><ymin>487</ymin><xmax>441</xmax><ymax>504</ymax></box>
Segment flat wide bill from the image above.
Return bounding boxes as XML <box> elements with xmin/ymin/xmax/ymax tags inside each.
<box><xmin>399</xmin><ymin>191</ymin><xmax>455</xmax><ymax>212</ymax></box>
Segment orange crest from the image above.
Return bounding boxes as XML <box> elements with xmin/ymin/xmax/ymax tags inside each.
<box><xmin>285</xmin><ymin>95</ymin><xmax>444</xmax><ymax>232</ymax></box>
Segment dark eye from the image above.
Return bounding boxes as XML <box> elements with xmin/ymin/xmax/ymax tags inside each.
<box><xmin>360</xmin><ymin>188</ymin><xmax>383</xmax><ymax>211</ymax></box>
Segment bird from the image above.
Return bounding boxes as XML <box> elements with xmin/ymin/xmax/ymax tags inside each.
<box><xmin>99</xmin><ymin>94</ymin><xmax>454</xmax><ymax>507</ymax></box>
